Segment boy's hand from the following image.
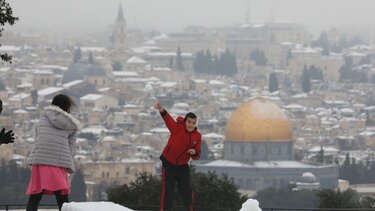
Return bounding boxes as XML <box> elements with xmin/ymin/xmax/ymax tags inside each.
<box><xmin>187</xmin><ymin>149</ymin><xmax>196</xmax><ymax>155</ymax></box>
<box><xmin>154</xmin><ymin>102</ymin><xmax>165</xmax><ymax>112</ymax></box>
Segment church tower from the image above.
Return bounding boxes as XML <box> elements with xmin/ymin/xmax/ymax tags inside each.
<box><xmin>110</xmin><ymin>4</ymin><xmax>127</xmax><ymax>66</ymax></box>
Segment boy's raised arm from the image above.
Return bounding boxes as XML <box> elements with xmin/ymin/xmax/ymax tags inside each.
<box><xmin>155</xmin><ymin>102</ymin><xmax>178</xmax><ymax>133</ymax></box>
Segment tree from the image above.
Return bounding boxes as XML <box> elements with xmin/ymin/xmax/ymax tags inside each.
<box><xmin>107</xmin><ymin>170</ymin><xmax>246</xmax><ymax>210</ymax></box>
<box><xmin>359</xmin><ymin>55</ymin><xmax>371</xmax><ymax>65</ymax></box>
<box><xmin>301</xmin><ymin>66</ymin><xmax>311</xmax><ymax>93</ymax></box>
<box><xmin>322</xmin><ymin>45</ymin><xmax>330</xmax><ymax>56</ymax></box>
<box><xmin>107</xmin><ymin>172</ymin><xmax>163</xmax><ymax>210</ymax></box>
<box><xmin>286</xmin><ymin>48</ymin><xmax>293</xmax><ymax>65</ymax></box>
<box><xmin>112</xmin><ymin>61</ymin><xmax>122</xmax><ymax>71</ymax></box>
<box><xmin>200</xmin><ymin>140</ymin><xmax>213</xmax><ymax>160</ymax></box>
<box><xmin>176</xmin><ymin>47</ymin><xmax>185</xmax><ymax>71</ymax></box>
<box><xmin>73</xmin><ymin>47</ymin><xmax>82</xmax><ymax>63</ymax></box>
<box><xmin>204</xmin><ymin>49</ymin><xmax>213</xmax><ymax>74</ymax></box>
<box><xmin>250</xmin><ymin>49</ymin><xmax>267</xmax><ymax>66</ymax></box>
<box><xmin>191</xmin><ymin>171</ymin><xmax>246</xmax><ymax>210</ymax></box>
<box><xmin>193</xmin><ymin>50</ymin><xmax>205</xmax><ymax>73</ymax></box>
<box><xmin>30</xmin><ymin>89</ymin><xmax>38</xmax><ymax>105</ymax></box>
<box><xmin>317</xmin><ymin>145</ymin><xmax>324</xmax><ymax>163</ymax></box>
<box><xmin>70</xmin><ymin>168</ymin><xmax>87</xmax><ymax>202</ymax></box>
<box><xmin>193</xmin><ymin>48</ymin><xmax>237</xmax><ymax>76</ymax></box>
<box><xmin>268</xmin><ymin>72</ymin><xmax>279</xmax><ymax>93</ymax></box>
<box><xmin>168</xmin><ymin>56</ymin><xmax>173</xmax><ymax>68</ymax></box>
<box><xmin>0</xmin><ymin>0</ymin><xmax>18</xmax><ymax>63</ymax></box>
<box><xmin>317</xmin><ymin>189</ymin><xmax>360</xmax><ymax>208</ymax></box>
<box><xmin>309</xmin><ymin>65</ymin><xmax>324</xmax><ymax>81</ymax></box>
<box><xmin>255</xmin><ymin>184</ymin><xmax>318</xmax><ymax>208</ymax></box>
<box><xmin>339</xmin><ymin>56</ymin><xmax>353</xmax><ymax>81</ymax></box>
<box><xmin>0</xmin><ymin>160</ymin><xmax>31</xmax><ymax>204</ymax></box>
<box><xmin>88</xmin><ymin>51</ymin><xmax>94</xmax><ymax>64</ymax></box>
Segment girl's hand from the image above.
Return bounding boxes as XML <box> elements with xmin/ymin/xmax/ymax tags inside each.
<box><xmin>154</xmin><ymin>101</ymin><xmax>164</xmax><ymax>112</ymax></box>
<box><xmin>187</xmin><ymin>149</ymin><xmax>196</xmax><ymax>155</ymax></box>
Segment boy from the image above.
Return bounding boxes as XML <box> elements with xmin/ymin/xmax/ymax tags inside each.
<box><xmin>155</xmin><ymin>102</ymin><xmax>201</xmax><ymax>211</ymax></box>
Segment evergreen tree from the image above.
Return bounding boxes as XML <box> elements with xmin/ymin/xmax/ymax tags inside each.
<box><xmin>212</xmin><ymin>55</ymin><xmax>220</xmax><ymax>74</ymax></box>
<box><xmin>112</xmin><ymin>61</ymin><xmax>122</xmax><ymax>71</ymax></box>
<box><xmin>268</xmin><ymin>72</ymin><xmax>279</xmax><ymax>93</ymax></box>
<box><xmin>308</xmin><ymin>65</ymin><xmax>324</xmax><ymax>81</ymax></box>
<box><xmin>331</xmin><ymin>43</ymin><xmax>342</xmax><ymax>53</ymax></box>
<box><xmin>301</xmin><ymin>66</ymin><xmax>311</xmax><ymax>93</ymax></box>
<box><xmin>0</xmin><ymin>0</ymin><xmax>18</xmax><ymax>63</ymax></box>
<box><xmin>200</xmin><ymin>140</ymin><xmax>213</xmax><ymax>160</ymax></box>
<box><xmin>286</xmin><ymin>48</ymin><xmax>293</xmax><ymax>65</ymax></box>
<box><xmin>73</xmin><ymin>47</ymin><xmax>82</xmax><ymax>63</ymax></box>
<box><xmin>30</xmin><ymin>89</ymin><xmax>38</xmax><ymax>106</ymax></box>
<box><xmin>317</xmin><ymin>145</ymin><xmax>324</xmax><ymax>163</ymax></box>
<box><xmin>322</xmin><ymin>45</ymin><xmax>330</xmax><ymax>56</ymax></box>
<box><xmin>359</xmin><ymin>55</ymin><xmax>371</xmax><ymax>65</ymax></box>
<box><xmin>228</xmin><ymin>51</ymin><xmax>238</xmax><ymax>75</ymax></box>
<box><xmin>312</xmin><ymin>31</ymin><xmax>330</xmax><ymax>47</ymax></box>
<box><xmin>193</xmin><ymin>50</ymin><xmax>205</xmax><ymax>73</ymax></box>
<box><xmin>250</xmin><ymin>49</ymin><xmax>267</xmax><ymax>66</ymax></box>
<box><xmin>168</xmin><ymin>56</ymin><xmax>174</xmax><ymax>68</ymax></box>
<box><xmin>70</xmin><ymin>169</ymin><xmax>87</xmax><ymax>202</ymax></box>
<box><xmin>339</xmin><ymin>56</ymin><xmax>353</xmax><ymax>81</ymax></box>
<box><xmin>176</xmin><ymin>47</ymin><xmax>185</xmax><ymax>71</ymax></box>
<box><xmin>88</xmin><ymin>51</ymin><xmax>94</xmax><ymax>64</ymax></box>
<box><xmin>339</xmin><ymin>35</ymin><xmax>349</xmax><ymax>49</ymax></box>
<box><xmin>340</xmin><ymin>153</ymin><xmax>351</xmax><ymax>181</ymax></box>
<box><xmin>204</xmin><ymin>49</ymin><xmax>213</xmax><ymax>74</ymax></box>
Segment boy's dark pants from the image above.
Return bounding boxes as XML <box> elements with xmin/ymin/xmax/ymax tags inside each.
<box><xmin>160</xmin><ymin>161</ymin><xmax>195</xmax><ymax>211</ymax></box>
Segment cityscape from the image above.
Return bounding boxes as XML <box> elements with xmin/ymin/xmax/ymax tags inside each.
<box><xmin>1</xmin><ymin>0</ymin><xmax>375</xmax><ymax>210</ymax></box>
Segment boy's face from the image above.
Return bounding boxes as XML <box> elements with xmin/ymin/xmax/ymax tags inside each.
<box><xmin>185</xmin><ymin>117</ymin><xmax>197</xmax><ymax>132</ymax></box>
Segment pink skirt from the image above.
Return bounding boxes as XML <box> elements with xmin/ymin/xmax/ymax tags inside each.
<box><xmin>26</xmin><ymin>165</ymin><xmax>70</xmax><ymax>195</ymax></box>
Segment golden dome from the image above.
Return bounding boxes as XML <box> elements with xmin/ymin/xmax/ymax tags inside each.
<box><xmin>225</xmin><ymin>97</ymin><xmax>293</xmax><ymax>142</ymax></box>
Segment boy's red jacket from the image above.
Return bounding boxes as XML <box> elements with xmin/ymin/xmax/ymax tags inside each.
<box><xmin>160</xmin><ymin>110</ymin><xmax>201</xmax><ymax>165</ymax></box>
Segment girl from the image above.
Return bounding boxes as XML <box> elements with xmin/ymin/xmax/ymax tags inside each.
<box><xmin>25</xmin><ymin>94</ymin><xmax>81</xmax><ymax>211</ymax></box>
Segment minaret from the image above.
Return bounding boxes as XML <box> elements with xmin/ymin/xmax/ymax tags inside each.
<box><xmin>245</xmin><ymin>0</ymin><xmax>251</xmax><ymax>24</ymax></box>
<box><xmin>111</xmin><ymin>4</ymin><xmax>127</xmax><ymax>63</ymax></box>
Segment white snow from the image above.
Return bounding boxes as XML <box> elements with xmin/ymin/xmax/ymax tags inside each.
<box><xmin>62</xmin><ymin>198</ymin><xmax>261</xmax><ymax>211</ymax></box>
<box><xmin>112</xmin><ymin>71</ymin><xmax>139</xmax><ymax>77</ymax></box>
<box><xmin>80</xmin><ymin>94</ymin><xmax>103</xmax><ymax>100</ymax></box>
<box><xmin>126</xmin><ymin>56</ymin><xmax>147</xmax><ymax>64</ymax></box>
<box><xmin>62</xmin><ymin>202</ymin><xmax>133</xmax><ymax>211</ymax></box>
<box><xmin>249</xmin><ymin>98</ymin><xmax>289</xmax><ymax>120</ymax></box>
<box><xmin>38</xmin><ymin>87</ymin><xmax>64</xmax><ymax>97</ymax></box>
<box><xmin>240</xmin><ymin>198</ymin><xmax>262</xmax><ymax>211</ymax></box>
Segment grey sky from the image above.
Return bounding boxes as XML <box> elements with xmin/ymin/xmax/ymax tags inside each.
<box><xmin>7</xmin><ymin>0</ymin><xmax>375</xmax><ymax>35</ymax></box>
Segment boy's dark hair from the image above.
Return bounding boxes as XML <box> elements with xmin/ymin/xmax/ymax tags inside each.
<box><xmin>51</xmin><ymin>94</ymin><xmax>75</xmax><ymax>113</ymax></box>
<box><xmin>184</xmin><ymin>112</ymin><xmax>197</xmax><ymax>121</ymax></box>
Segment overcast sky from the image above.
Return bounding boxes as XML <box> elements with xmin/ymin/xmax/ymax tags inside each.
<box><xmin>7</xmin><ymin>0</ymin><xmax>375</xmax><ymax>36</ymax></box>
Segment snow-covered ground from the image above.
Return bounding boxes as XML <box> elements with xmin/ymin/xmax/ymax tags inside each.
<box><xmin>62</xmin><ymin>202</ymin><xmax>133</xmax><ymax>211</ymax></box>
<box><xmin>61</xmin><ymin>198</ymin><xmax>261</xmax><ymax>211</ymax></box>
<box><xmin>240</xmin><ymin>198</ymin><xmax>262</xmax><ymax>211</ymax></box>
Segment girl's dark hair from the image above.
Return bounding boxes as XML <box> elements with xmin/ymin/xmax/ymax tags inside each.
<box><xmin>51</xmin><ymin>94</ymin><xmax>75</xmax><ymax>112</ymax></box>
<box><xmin>184</xmin><ymin>112</ymin><xmax>197</xmax><ymax>121</ymax></box>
